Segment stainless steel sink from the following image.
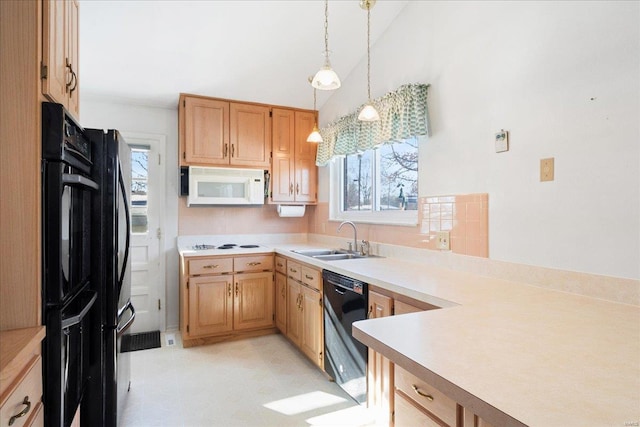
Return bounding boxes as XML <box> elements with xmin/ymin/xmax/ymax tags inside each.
<box><xmin>291</xmin><ymin>248</ymin><xmax>382</xmax><ymax>261</ymax></box>
<box><xmin>313</xmin><ymin>253</ymin><xmax>364</xmax><ymax>261</ymax></box>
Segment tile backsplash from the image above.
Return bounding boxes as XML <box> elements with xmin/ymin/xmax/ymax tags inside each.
<box><xmin>419</xmin><ymin>194</ymin><xmax>489</xmax><ymax>257</ymax></box>
<box><xmin>308</xmin><ymin>193</ymin><xmax>489</xmax><ymax>258</ymax></box>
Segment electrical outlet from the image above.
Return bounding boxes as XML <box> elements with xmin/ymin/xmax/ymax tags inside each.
<box><xmin>436</xmin><ymin>231</ymin><xmax>450</xmax><ymax>250</ymax></box>
<box><xmin>540</xmin><ymin>157</ymin><xmax>554</xmax><ymax>182</ymax></box>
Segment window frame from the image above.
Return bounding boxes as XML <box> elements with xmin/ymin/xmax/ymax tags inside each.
<box><xmin>328</xmin><ymin>141</ymin><xmax>420</xmax><ymax>227</ymax></box>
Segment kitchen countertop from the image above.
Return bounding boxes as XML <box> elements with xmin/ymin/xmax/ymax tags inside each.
<box><xmin>178</xmin><ymin>241</ymin><xmax>640</xmax><ymax>426</ymax></box>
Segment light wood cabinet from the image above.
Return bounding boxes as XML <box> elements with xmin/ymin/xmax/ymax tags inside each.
<box><xmin>179</xmin><ymin>94</ymin><xmax>271</xmax><ymax>168</ymax></box>
<box><xmin>394</xmin><ymin>391</ymin><xmax>442</xmax><ymax>427</ymax></box>
<box><xmin>283</xmin><ymin>257</ymin><xmax>323</xmax><ymax>368</ymax></box>
<box><xmin>42</xmin><ymin>0</ymin><xmax>80</xmax><ymax>120</ymax></box>
<box><xmin>0</xmin><ymin>327</ymin><xmax>46</xmax><ymax>427</ymax></box>
<box><xmin>270</xmin><ymin>109</ymin><xmax>318</xmax><ymax>204</ymax></box>
<box><xmin>2</xmin><ymin>0</ymin><xmax>47</xmax><ymax>333</ymax></box>
<box><xmin>367</xmin><ymin>290</ymin><xmax>394</xmax><ymax>425</ymax></box>
<box><xmin>462</xmin><ymin>408</ymin><xmax>495</xmax><ymax>427</ymax></box>
<box><xmin>180</xmin><ymin>254</ymin><xmax>275</xmax><ymax>346</ymax></box>
<box><xmin>233</xmin><ymin>272</ymin><xmax>274</xmax><ymax>330</ymax></box>
<box><xmin>275</xmin><ymin>271</ymin><xmax>287</xmax><ymax>334</ymax></box>
<box><xmin>188</xmin><ymin>275</ymin><xmax>233</xmax><ymax>337</ymax></box>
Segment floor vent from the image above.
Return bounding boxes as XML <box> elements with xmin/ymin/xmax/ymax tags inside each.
<box><xmin>121</xmin><ymin>330</ymin><xmax>161</xmax><ymax>353</ymax></box>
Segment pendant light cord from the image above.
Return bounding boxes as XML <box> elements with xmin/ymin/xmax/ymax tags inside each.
<box><xmin>366</xmin><ymin>5</ymin><xmax>372</xmax><ymax>101</ymax></box>
<box><xmin>324</xmin><ymin>0</ymin><xmax>329</xmax><ymax>58</ymax></box>
<box><xmin>313</xmin><ymin>87</ymin><xmax>317</xmax><ymax>110</ymax></box>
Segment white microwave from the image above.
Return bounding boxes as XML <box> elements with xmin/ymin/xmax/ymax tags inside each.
<box><xmin>187</xmin><ymin>166</ymin><xmax>265</xmax><ymax>206</ymax></box>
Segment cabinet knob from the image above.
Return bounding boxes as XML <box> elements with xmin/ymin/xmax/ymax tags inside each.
<box><xmin>289</xmin><ymin>183</ymin><xmax>294</xmax><ymax>195</ymax></box>
<box><xmin>224</xmin><ymin>144</ymin><xmax>229</xmax><ymax>158</ymax></box>
<box><xmin>305</xmin><ymin>274</ymin><xmax>314</xmax><ymax>280</ymax></box>
<box><xmin>235</xmin><ymin>283</ymin><xmax>239</xmax><ymax>297</ymax></box>
<box><xmin>296</xmin><ymin>183</ymin><xmax>300</xmax><ymax>194</ymax></box>
<box><xmin>411</xmin><ymin>385</ymin><xmax>434</xmax><ymax>401</ymax></box>
<box><xmin>228</xmin><ymin>283</ymin><xmax>232</xmax><ymax>297</ymax></box>
<box><xmin>231</xmin><ymin>144</ymin><xmax>235</xmax><ymax>157</ymax></box>
<box><xmin>8</xmin><ymin>396</ymin><xmax>32</xmax><ymax>426</ymax></box>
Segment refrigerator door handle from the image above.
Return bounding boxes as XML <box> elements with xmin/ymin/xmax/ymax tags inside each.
<box><xmin>116</xmin><ymin>299</ymin><xmax>136</xmax><ymax>337</ymax></box>
<box><xmin>117</xmin><ymin>166</ymin><xmax>131</xmax><ymax>297</ymax></box>
<box><xmin>61</xmin><ymin>290</ymin><xmax>97</xmax><ymax>329</ymax></box>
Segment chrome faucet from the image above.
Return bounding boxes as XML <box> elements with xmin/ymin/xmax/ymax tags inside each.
<box><xmin>337</xmin><ymin>221</ymin><xmax>358</xmax><ymax>253</ymax></box>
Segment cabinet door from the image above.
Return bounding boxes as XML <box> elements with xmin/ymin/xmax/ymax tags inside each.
<box><xmin>229</xmin><ymin>103</ymin><xmax>271</xmax><ymax>167</ymax></box>
<box><xmin>286</xmin><ymin>278</ymin><xmax>301</xmax><ymax>346</ymax></box>
<box><xmin>184</xmin><ymin>97</ymin><xmax>229</xmax><ymax>165</ymax></box>
<box><xmin>271</xmin><ymin>108</ymin><xmax>295</xmax><ymax>202</ymax></box>
<box><xmin>188</xmin><ymin>276</ymin><xmax>233</xmax><ymax>337</ymax></box>
<box><xmin>300</xmin><ymin>285</ymin><xmax>323</xmax><ymax>368</ymax></box>
<box><xmin>233</xmin><ymin>272</ymin><xmax>274</xmax><ymax>330</ymax></box>
<box><xmin>275</xmin><ymin>272</ymin><xmax>287</xmax><ymax>334</ymax></box>
<box><xmin>294</xmin><ymin>111</ymin><xmax>317</xmax><ymax>160</ymax></box>
<box><xmin>368</xmin><ymin>290</ymin><xmax>394</xmax><ymax>424</ymax></box>
<box><xmin>66</xmin><ymin>0</ymin><xmax>80</xmax><ymax>119</ymax></box>
<box><xmin>294</xmin><ymin>156</ymin><xmax>317</xmax><ymax>203</ymax></box>
<box><xmin>42</xmin><ymin>0</ymin><xmax>68</xmax><ymax>108</ymax></box>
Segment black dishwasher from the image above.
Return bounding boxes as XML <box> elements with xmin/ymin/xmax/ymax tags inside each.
<box><xmin>323</xmin><ymin>270</ymin><xmax>368</xmax><ymax>404</ymax></box>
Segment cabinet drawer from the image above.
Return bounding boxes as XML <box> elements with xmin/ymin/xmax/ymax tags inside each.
<box><xmin>287</xmin><ymin>261</ymin><xmax>302</xmax><ymax>281</ymax></box>
<box><xmin>275</xmin><ymin>256</ymin><xmax>287</xmax><ymax>275</ymax></box>
<box><xmin>394</xmin><ymin>391</ymin><xmax>442</xmax><ymax>427</ymax></box>
<box><xmin>234</xmin><ymin>255</ymin><xmax>273</xmax><ymax>272</ymax></box>
<box><xmin>188</xmin><ymin>257</ymin><xmax>233</xmax><ymax>275</ymax></box>
<box><xmin>301</xmin><ymin>266</ymin><xmax>320</xmax><ymax>291</ymax></box>
<box><xmin>0</xmin><ymin>356</ymin><xmax>42</xmax><ymax>427</ymax></box>
<box><xmin>395</xmin><ymin>366</ymin><xmax>457</xmax><ymax>427</ymax></box>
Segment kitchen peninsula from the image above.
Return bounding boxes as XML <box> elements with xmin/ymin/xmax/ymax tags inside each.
<box><xmin>177</xmin><ymin>235</ymin><xmax>640</xmax><ymax>427</ymax></box>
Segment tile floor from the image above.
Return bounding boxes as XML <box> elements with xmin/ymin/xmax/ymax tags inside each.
<box><xmin>120</xmin><ymin>332</ymin><xmax>375</xmax><ymax>427</ymax></box>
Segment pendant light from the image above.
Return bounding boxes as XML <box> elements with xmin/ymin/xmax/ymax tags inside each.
<box><xmin>307</xmin><ymin>81</ymin><xmax>323</xmax><ymax>143</ymax></box>
<box><xmin>358</xmin><ymin>0</ymin><xmax>380</xmax><ymax>121</ymax></box>
<box><xmin>311</xmin><ymin>0</ymin><xmax>341</xmax><ymax>91</ymax></box>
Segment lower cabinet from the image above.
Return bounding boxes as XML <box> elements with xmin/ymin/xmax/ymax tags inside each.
<box><xmin>275</xmin><ymin>271</ymin><xmax>287</xmax><ymax>333</ymax></box>
<box><xmin>281</xmin><ymin>258</ymin><xmax>323</xmax><ymax>369</ymax></box>
<box><xmin>180</xmin><ymin>254</ymin><xmax>275</xmax><ymax>346</ymax></box>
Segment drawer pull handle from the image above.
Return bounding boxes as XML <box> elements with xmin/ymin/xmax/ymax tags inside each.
<box><xmin>277</xmin><ymin>263</ymin><xmax>284</xmax><ymax>267</ymax></box>
<box><xmin>305</xmin><ymin>274</ymin><xmax>314</xmax><ymax>280</ymax></box>
<box><xmin>203</xmin><ymin>264</ymin><xmax>219</xmax><ymax>269</ymax></box>
<box><xmin>9</xmin><ymin>396</ymin><xmax>31</xmax><ymax>426</ymax></box>
<box><xmin>289</xmin><ymin>268</ymin><xmax>297</xmax><ymax>273</ymax></box>
<box><xmin>411</xmin><ymin>385</ymin><xmax>434</xmax><ymax>401</ymax></box>
<box><xmin>247</xmin><ymin>262</ymin><xmax>262</xmax><ymax>266</ymax></box>
<box><xmin>235</xmin><ymin>283</ymin><xmax>239</xmax><ymax>297</ymax></box>
<box><xmin>281</xmin><ymin>285</ymin><xmax>286</xmax><ymax>297</ymax></box>
<box><xmin>228</xmin><ymin>283</ymin><xmax>232</xmax><ymax>297</ymax></box>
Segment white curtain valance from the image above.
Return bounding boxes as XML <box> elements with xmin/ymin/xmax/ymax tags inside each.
<box><xmin>316</xmin><ymin>83</ymin><xmax>430</xmax><ymax>166</ymax></box>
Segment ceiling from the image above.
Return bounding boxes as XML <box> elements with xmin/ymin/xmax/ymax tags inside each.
<box><xmin>79</xmin><ymin>0</ymin><xmax>409</xmax><ymax>110</ymax></box>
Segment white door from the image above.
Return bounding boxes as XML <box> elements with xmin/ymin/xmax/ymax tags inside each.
<box><xmin>123</xmin><ymin>132</ymin><xmax>166</xmax><ymax>333</ymax></box>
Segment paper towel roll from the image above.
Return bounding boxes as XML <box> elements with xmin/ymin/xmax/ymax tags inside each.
<box><xmin>277</xmin><ymin>205</ymin><xmax>306</xmax><ymax>217</ymax></box>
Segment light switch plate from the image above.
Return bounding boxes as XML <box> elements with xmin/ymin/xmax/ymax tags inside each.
<box><xmin>540</xmin><ymin>157</ymin><xmax>554</xmax><ymax>181</ymax></box>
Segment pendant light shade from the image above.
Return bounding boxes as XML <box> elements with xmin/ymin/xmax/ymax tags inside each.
<box><xmin>358</xmin><ymin>0</ymin><xmax>380</xmax><ymax>121</ymax></box>
<box><xmin>357</xmin><ymin>103</ymin><xmax>380</xmax><ymax>121</ymax></box>
<box><xmin>312</xmin><ymin>57</ymin><xmax>341</xmax><ymax>91</ymax></box>
<box><xmin>312</xmin><ymin>0</ymin><xmax>341</xmax><ymax>91</ymax></box>
<box><xmin>307</xmin><ymin>124</ymin><xmax>323</xmax><ymax>143</ymax></box>
<box><xmin>307</xmin><ymin>81</ymin><xmax>323</xmax><ymax>143</ymax></box>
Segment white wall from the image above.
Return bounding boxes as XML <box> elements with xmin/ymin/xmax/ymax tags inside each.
<box><xmin>81</xmin><ymin>100</ymin><xmax>181</xmax><ymax>330</ymax></box>
<box><xmin>319</xmin><ymin>1</ymin><xmax>640</xmax><ymax>279</ymax></box>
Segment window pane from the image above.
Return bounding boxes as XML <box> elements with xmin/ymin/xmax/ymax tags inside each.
<box><xmin>378</xmin><ymin>140</ymin><xmax>418</xmax><ymax>211</ymax></box>
<box><xmin>131</xmin><ymin>149</ymin><xmax>148</xmax><ymax>233</ymax></box>
<box><xmin>344</xmin><ymin>151</ymin><xmax>373</xmax><ymax>211</ymax></box>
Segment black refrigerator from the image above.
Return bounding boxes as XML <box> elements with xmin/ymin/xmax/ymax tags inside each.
<box><xmin>42</xmin><ymin>103</ymin><xmax>135</xmax><ymax>427</ymax></box>
<box><xmin>84</xmin><ymin>127</ymin><xmax>135</xmax><ymax>427</ymax></box>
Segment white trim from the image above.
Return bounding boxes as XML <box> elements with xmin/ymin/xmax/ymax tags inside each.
<box><xmin>121</xmin><ymin>131</ymin><xmax>167</xmax><ymax>333</ymax></box>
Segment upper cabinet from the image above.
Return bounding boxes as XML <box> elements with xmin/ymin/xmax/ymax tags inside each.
<box><xmin>179</xmin><ymin>94</ymin><xmax>270</xmax><ymax>168</ymax></box>
<box><xmin>42</xmin><ymin>0</ymin><xmax>80</xmax><ymax>120</ymax></box>
<box><xmin>270</xmin><ymin>108</ymin><xmax>317</xmax><ymax>204</ymax></box>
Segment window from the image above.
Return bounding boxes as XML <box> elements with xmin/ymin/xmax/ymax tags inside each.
<box><xmin>331</xmin><ymin>138</ymin><xmax>419</xmax><ymax>225</ymax></box>
<box><xmin>130</xmin><ymin>147</ymin><xmax>149</xmax><ymax>233</ymax></box>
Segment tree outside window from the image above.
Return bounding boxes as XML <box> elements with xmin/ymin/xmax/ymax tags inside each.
<box><xmin>342</xmin><ymin>139</ymin><xmax>418</xmax><ymax>212</ymax></box>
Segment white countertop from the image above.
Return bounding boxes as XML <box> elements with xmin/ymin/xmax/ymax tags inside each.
<box><xmin>178</xmin><ymin>240</ymin><xmax>640</xmax><ymax>426</ymax></box>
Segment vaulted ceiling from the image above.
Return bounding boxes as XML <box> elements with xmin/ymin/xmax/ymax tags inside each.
<box><xmin>80</xmin><ymin>0</ymin><xmax>409</xmax><ymax>110</ymax></box>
